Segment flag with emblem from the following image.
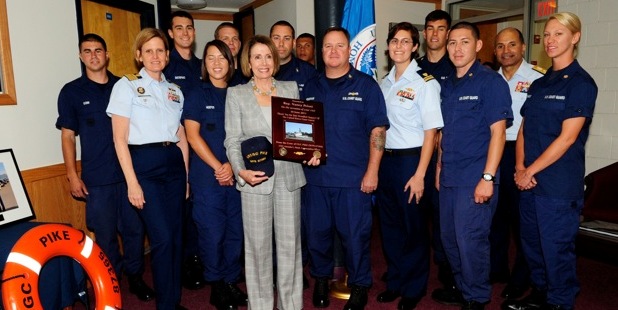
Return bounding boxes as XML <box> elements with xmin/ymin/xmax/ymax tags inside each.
<box><xmin>341</xmin><ymin>0</ymin><xmax>377</xmax><ymax>80</ymax></box>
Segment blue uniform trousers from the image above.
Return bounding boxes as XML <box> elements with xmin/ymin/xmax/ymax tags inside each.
<box><xmin>489</xmin><ymin>143</ymin><xmax>529</xmax><ymax>286</ymax></box>
<box><xmin>192</xmin><ymin>183</ymin><xmax>243</xmax><ymax>283</ymax></box>
<box><xmin>519</xmin><ymin>192</ymin><xmax>581</xmax><ymax>309</ymax></box>
<box><xmin>425</xmin><ymin>156</ymin><xmax>449</xmax><ymax>266</ymax></box>
<box><xmin>304</xmin><ymin>185</ymin><xmax>373</xmax><ymax>287</ymax></box>
<box><xmin>130</xmin><ymin>145</ymin><xmax>186</xmax><ymax>310</ymax></box>
<box><xmin>439</xmin><ymin>185</ymin><xmax>497</xmax><ymax>303</ymax></box>
<box><xmin>375</xmin><ymin>153</ymin><xmax>429</xmax><ymax>299</ymax></box>
<box><xmin>86</xmin><ymin>182</ymin><xmax>145</xmax><ymax>277</ymax></box>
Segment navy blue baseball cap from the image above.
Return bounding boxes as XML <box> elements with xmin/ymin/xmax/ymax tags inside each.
<box><xmin>241</xmin><ymin>136</ymin><xmax>274</xmax><ymax>177</ymax></box>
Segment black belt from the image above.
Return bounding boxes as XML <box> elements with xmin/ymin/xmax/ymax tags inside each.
<box><xmin>129</xmin><ymin>141</ymin><xmax>174</xmax><ymax>149</ymax></box>
<box><xmin>384</xmin><ymin>147</ymin><xmax>421</xmax><ymax>156</ymax></box>
<box><xmin>505</xmin><ymin>141</ymin><xmax>516</xmax><ymax>148</ymax></box>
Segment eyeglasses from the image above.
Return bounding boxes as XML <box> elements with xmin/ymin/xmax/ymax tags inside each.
<box><xmin>389</xmin><ymin>38</ymin><xmax>413</xmax><ymax>46</ymax></box>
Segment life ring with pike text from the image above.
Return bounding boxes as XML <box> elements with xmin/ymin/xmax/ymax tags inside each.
<box><xmin>1</xmin><ymin>223</ymin><xmax>122</xmax><ymax>310</ymax></box>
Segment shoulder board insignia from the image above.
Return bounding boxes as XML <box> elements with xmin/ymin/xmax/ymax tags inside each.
<box><xmin>532</xmin><ymin>65</ymin><xmax>547</xmax><ymax>75</ymax></box>
<box><xmin>418</xmin><ymin>70</ymin><xmax>435</xmax><ymax>82</ymax></box>
<box><xmin>124</xmin><ymin>74</ymin><xmax>141</xmax><ymax>81</ymax></box>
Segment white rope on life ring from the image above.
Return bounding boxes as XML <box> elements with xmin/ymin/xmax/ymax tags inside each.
<box><xmin>2</xmin><ymin>223</ymin><xmax>122</xmax><ymax>309</ymax></box>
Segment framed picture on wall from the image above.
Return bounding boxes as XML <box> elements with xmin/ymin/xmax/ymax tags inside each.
<box><xmin>0</xmin><ymin>149</ymin><xmax>35</xmax><ymax>227</ymax></box>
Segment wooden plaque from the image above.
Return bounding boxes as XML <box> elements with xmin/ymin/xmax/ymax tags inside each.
<box><xmin>271</xmin><ymin>96</ymin><xmax>326</xmax><ymax>163</ymax></box>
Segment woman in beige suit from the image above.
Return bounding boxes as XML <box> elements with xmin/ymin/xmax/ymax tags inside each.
<box><xmin>224</xmin><ymin>35</ymin><xmax>318</xmax><ymax>310</ymax></box>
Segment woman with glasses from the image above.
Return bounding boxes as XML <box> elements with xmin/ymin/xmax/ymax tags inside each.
<box><xmin>375</xmin><ymin>22</ymin><xmax>444</xmax><ymax>310</ymax></box>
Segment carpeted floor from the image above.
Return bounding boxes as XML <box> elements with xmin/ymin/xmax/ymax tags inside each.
<box><xmin>74</xmin><ymin>216</ymin><xmax>618</xmax><ymax>310</ymax></box>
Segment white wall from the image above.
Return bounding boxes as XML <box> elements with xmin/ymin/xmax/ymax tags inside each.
<box><xmin>375</xmin><ymin>0</ymin><xmax>436</xmax><ymax>78</ymax></box>
<box><xmin>2</xmin><ymin>0</ymin><xmax>81</xmax><ymax>170</ymax></box>
<box><xmin>558</xmin><ymin>0</ymin><xmax>618</xmax><ymax>173</ymax></box>
<box><xmin>193</xmin><ymin>19</ymin><xmax>226</xmax><ymax>57</ymax></box>
<box><xmin>254</xmin><ymin>0</ymin><xmax>296</xmax><ymax>36</ymax></box>
<box><xmin>0</xmin><ymin>0</ymin><xmax>158</xmax><ymax>170</ymax></box>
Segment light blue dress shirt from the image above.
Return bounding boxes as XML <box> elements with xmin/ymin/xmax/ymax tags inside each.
<box><xmin>380</xmin><ymin>59</ymin><xmax>444</xmax><ymax>149</ymax></box>
<box><xmin>107</xmin><ymin>67</ymin><xmax>184</xmax><ymax>145</ymax></box>
<box><xmin>497</xmin><ymin>61</ymin><xmax>544</xmax><ymax>141</ymax></box>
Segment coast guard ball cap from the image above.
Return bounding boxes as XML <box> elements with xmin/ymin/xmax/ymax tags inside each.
<box><xmin>241</xmin><ymin>136</ymin><xmax>274</xmax><ymax>177</ymax></box>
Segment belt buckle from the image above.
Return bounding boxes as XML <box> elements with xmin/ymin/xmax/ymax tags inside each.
<box><xmin>162</xmin><ymin>141</ymin><xmax>171</xmax><ymax>146</ymax></box>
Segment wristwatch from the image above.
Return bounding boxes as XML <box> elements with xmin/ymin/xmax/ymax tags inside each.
<box><xmin>482</xmin><ymin>173</ymin><xmax>495</xmax><ymax>182</ymax></box>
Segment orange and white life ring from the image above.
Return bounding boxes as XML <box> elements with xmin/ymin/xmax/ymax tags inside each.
<box><xmin>1</xmin><ymin>223</ymin><xmax>122</xmax><ymax>310</ymax></box>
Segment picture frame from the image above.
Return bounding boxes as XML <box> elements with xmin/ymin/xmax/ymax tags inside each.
<box><xmin>0</xmin><ymin>149</ymin><xmax>35</xmax><ymax>226</ymax></box>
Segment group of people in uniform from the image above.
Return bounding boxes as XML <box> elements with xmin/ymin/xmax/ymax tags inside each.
<box><xmin>55</xmin><ymin>6</ymin><xmax>596</xmax><ymax>310</ymax></box>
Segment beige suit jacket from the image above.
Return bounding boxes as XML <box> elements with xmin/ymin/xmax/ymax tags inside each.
<box><xmin>224</xmin><ymin>80</ymin><xmax>306</xmax><ymax>194</ymax></box>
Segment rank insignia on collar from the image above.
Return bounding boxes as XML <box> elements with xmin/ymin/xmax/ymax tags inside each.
<box><xmin>564</xmin><ymin>75</ymin><xmax>569</xmax><ymax>79</ymax></box>
<box><xmin>137</xmin><ymin>87</ymin><xmax>145</xmax><ymax>94</ymax></box>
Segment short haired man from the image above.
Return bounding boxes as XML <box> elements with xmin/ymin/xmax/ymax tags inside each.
<box><xmin>419</xmin><ymin>10</ymin><xmax>454</xmax><ymax>82</ymax></box>
<box><xmin>419</xmin><ymin>9</ymin><xmax>457</xmax><ymax>297</ymax></box>
<box><xmin>215</xmin><ymin>22</ymin><xmax>247</xmax><ymax>86</ymax></box>
<box><xmin>56</xmin><ymin>33</ymin><xmax>153</xmax><ymax>302</ymax></box>
<box><xmin>491</xmin><ymin>27</ymin><xmax>545</xmax><ymax>302</ymax></box>
<box><xmin>164</xmin><ymin>10</ymin><xmax>207</xmax><ymax>291</ymax></box>
<box><xmin>302</xmin><ymin>27</ymin><xmax>389</xmax><ymax>310</ymax></box>
<box><xmin>433</xmin><ymin>22</ymin><xmax>512</xmax><ymax>310</ymax></box>
<box><xmin>165</xmin><ymin>11</ymin><xmax>202</xmax><ymax>92</ymax></box>
<box><xmin>270</xmin><ymin>21</ymin><xmax>317</xmax><ymax>93</ymax></box>
<box><xmin>296</xmin><ymin>33</ymin><xmax>316</xmax><ymax>65</ymax></box>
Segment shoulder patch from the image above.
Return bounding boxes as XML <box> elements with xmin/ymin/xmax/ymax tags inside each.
<box><xmin>124</xmin><ymin>73</ymin><xmax>142</xmax><ymax>81</ymax></box>
<box><xmin>532</xmin><ymin>65</ymin><xmax>547</xmax><ymax>75</ymax></box>
<box><xmin>418</xmin><ymin>70</ymin><xmax>435</xmax><ymax>82</ymax></box>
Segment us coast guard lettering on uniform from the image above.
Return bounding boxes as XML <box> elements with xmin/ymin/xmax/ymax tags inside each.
<box><xmin>458</xmin><ymin>95</ymin><xmax>479</xmax><ymax>100</ymax></box>
<box><xmin>544</xmin><ymin>95</ymin><xmax>566</xmax><ymax>100</ymax></box>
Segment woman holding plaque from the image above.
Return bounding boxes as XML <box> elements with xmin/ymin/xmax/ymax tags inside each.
<box><xmin>224</xmin><ymin>35</ymin><xmax>318</xmax><ymax>310</ymax></box>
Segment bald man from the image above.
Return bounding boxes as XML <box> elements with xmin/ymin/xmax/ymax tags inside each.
<box><xmin>490</xmin><ymin>27</ymin><xmax>545</xmax><ymax>302</ymax></box>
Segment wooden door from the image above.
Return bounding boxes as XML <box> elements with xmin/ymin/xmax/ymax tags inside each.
<box><xmin>476</xmin><ymin>21</ymin><xmax>497</xmax><ymax>67</ymax></box>
<box><xmin>81</xmin><ymin>0</ymin><xmax>142</xmax><ymax>76</ymax></box>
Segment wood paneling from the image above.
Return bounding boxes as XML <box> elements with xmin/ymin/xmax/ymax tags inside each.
<box><xmin>81</xmin><ymin>0</ymin><xmax>142</xmax><ymax>76</ymax></box>
<box><xmin>191</xmin><ymin>12</ymin><xmax>232</xmax><ymax>21</ymax></box>
<box><xmin>21</xmin><ymin>162</ymin><xmax>92</xmax><ymax>237</ymax></box>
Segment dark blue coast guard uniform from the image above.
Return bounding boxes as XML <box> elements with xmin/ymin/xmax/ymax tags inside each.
<box><xmin>418</xmin><ymin>52</ymin><xmax>454</xmax><ymax>285</ymax></box>
<box><xmin>439</xmin><ymin>61</ymin><xmax>512</xmax><ymax>303</ymax></box>
<box><xmin>55</xmin><ymin>72</ymin><xmax>145</xmax><ymax>278</ymax></box>
<box><xmin>490</xmin><ymin>61</ymin><xmax>544</xmax><ymax>286</ymax></box>
<box><xmin>182</xmin><ymin>82</ymin><xmax>243</xmax><ymax>284</ymax></box>
<box><xmin>418</xmin><ymin>53</ymin><xmax>454</xmax><ymax>85</ymax></box>
<box><xmin>377</xmin><ymin>59</ymin><xmax>443</xmax><ymax>300</ymax></box>
<box><xmin>275</xmin><ymin>56</ymin><xmax>318</xmax><ymax>93</ymax></box>
<box><xmin>164</xmin><ymin>48</ymin><xmax>203</xmax><ymax>271</ymax></box>
<box><xmin>519</xmin><ymin>60</ymin><xmax>596</xmax><ymax>309</ymax></box>
<box><xmin>229</xmin><ymin>65</ymin><xmax>249</xmax><ymax>87</ymax></box>
<box><xmin>301</xmin><ymin>66</ymin><xmax>389</xmax><ymax>287</ymax></box>
<box><xmin>164</xmin><ymin>48</ymin><xmax>202</xmax><ymax>94</ymax></box>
